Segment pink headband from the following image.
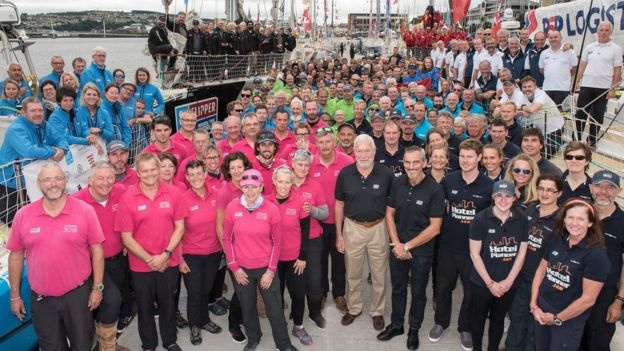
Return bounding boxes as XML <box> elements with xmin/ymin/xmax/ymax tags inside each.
<box><xmin>566</xmin><ymin>199</ymin><xmax>595</xmax><ymax>217</ymax></box>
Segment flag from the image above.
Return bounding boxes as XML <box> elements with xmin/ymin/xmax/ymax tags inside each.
<box><xmin>492</xmin><ymin>1</ymin><xmax>503</xmax><ymax>36</ymax></box>
<box><xmin>452</xmin><ymin>0</ymin><xmax>471</xmax><ymax>23</ymax></box>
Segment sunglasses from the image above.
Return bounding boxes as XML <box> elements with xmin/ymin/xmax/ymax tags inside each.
<box><xmin>242</xmin><ymin>174</ymin><xmax>260</xmax><ymax>181</ymax></box>
<box><xmin>513</xmin><ymin>168</ymin><xmax>532</xmax><ymax>175</ymax></box>
<box><xmin>234</xmin><ymin>109</ymin><xmax>244</xmax><ymax>112</ymax></box>
<box><xmin>240</xmin><ymin>94</ymin><xmax>251</xmax><ymax>98</ymax></box>
<box><xmin>115</xmin><ymin>74</ymin><xmax>125</xmax><ymax>78</ymax></box>
<box><xmin>564</xmin><ymin>155</ymin><xmax>586</xmax><ymax>161</ymax></box>
<box><xmin>316</xmin><ymin>127</ymin><xmax>334</xmax><ymax>135</ymax></box>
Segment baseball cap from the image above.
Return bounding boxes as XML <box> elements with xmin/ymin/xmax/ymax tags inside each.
<box><xmin>107</xmin><ymin>140</ymin><xmax>127</xmax><ymax>153</ymax></box>
<box><xmin>257</xmin><ymin>130</ymin><xmax>278</xmax><ymax>144</ymax></box>
<box><xmin>342</xmin><ymin>84</ymin><xmax>353</xmax><ymax>91</ymax></box>
<box><xmin>408</xmin><ymin>63</ymin><xmax>417</xmax><ymax>69</ymax></box>
<box><xmin>492</xmin><ymin>179</ymin><xmax>515</xmax><ymax>197</ymax></box>
<box><xmin>402</xmin><ymin>114</ymin><xmax>416</xmax><ymax>123</ymax></box>
<box><xmin>337</xmin><ymin>123</ymin><xmax>356</xmax><ymax>133</ymax></box>
<box><xmin>158</xmin><ymin>15</ymin><xmax>166</xmax><ymax>21</ymax></box>
<box><xmin>388</xmin><ymin>109</ymin><xmax>403</xmax><ymax>119</ymax></box>
<box><xmin>240</xmin><ymin>169</ymin><xmax>263</xmax><ymax>187</ymax></box>
<box><xmin>592</xmin><ymin>170</ymin><xmax>621</xmax><ymax>188</ymax></box>
<box><xmin>369</xmin><ymin>111</ymin><xmax>384</xmax><ymax>122</ymax></box>
<box><xmin>267</xmin><ymin>76</ymin><xmax>276</xmax><ymax>82</ymax></box>
<box><xmin>253</xmin><ymin>77</ymin><xmax>262</xmax><ymax>84</ymax></box>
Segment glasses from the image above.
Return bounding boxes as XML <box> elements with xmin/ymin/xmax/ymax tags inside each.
<box><xmin>316</xmin><ymin>127</ymin><xmax>334</xmax><ymax>135</ymax></box>
<box><xmin>369</xmin><ymin>108</ymin><xmax>379</xmax><ymax>111</ymax></box>
<box><xmin>241</xmin><ymin>174</ymin><xmax>260</xmax><ymax>181</ymax></box>
<box><xmin>405</xmin><ymin>105</ymin><xmax>415</xmax><ymax>108</ymax></box>
<box><xmin>537</xmin><ymin>186</ymin><xmax>559</xmax><ymax>194</ymax></box>
<box><xmin>181</xmin><ymin>118</ymin><xmax>197</xmax><ymax>123</ymax></box>
<box><xmin>52</xmin><ymin>62</ymin><xmax>64</xmax><ymax>65</ymax></box>
<box><xmin>115</xmin><ymin>74</ymin><xmax>125</xmax><ymax>79</ymax></box>
<box><xmin>593</xmin><ymin>183</ymin><xmax>618</xmax><ymax>191</ymax></box>
<box><xmin>240</xmin><ymin>94</ymin><xmax>251</xmax><ymax>98</ymax></box>
<box><xmin>38</xmin><ymin>176</ymin><xmax>66</xmax><ymax>184</ymax></box>
<box><xmin>205</xmin><ymin>156</ymin><xmax>220</xmax><ymax>161</ymax></box>
<box><xmin>564</xmin><ymin>155</ymin><xmax>587</xmax><ymax>161</ymax></box>
<box><xmin>513</xmin><ymin>168</ymin><xmax>532</xmax><ymax>175</ymax></box>
<box><xmin>295</xmin><ymin>132</ymin><xmax>310</xmax><ymax>136</ymax></box>
<box><xmin>234</xmin><ymin>109</ymin><xmax>244</xmax><ymax>112</ymax></box>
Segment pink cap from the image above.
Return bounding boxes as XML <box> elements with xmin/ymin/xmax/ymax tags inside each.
<box><xmin>240</xmin><ymin>169</ymin><xmax>263</xmax><ymax>187</ymax></box>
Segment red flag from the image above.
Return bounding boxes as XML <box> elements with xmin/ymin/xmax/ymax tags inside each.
<box><xmin>492</xmin><ymin>3</ymin><xmax>502</xmax><ymax>36</ymax></box>
<box><xmin>452</xmin><ymin>0</ymin><xmax>471</xmax><ymax>23</ymax></box>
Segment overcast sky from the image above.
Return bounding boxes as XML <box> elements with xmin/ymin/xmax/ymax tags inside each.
<box><xmin>19</xmin><ymin>0</ymin><xmax>475</xmax><ymax>23</ymax></box>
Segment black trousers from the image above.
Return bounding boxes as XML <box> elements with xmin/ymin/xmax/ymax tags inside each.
<box><xmin>470</xmin><ymin>282</ymin><xmax>517</xmax><ymax>351</ymax></box>
<box><xmin>31</xmin><ymin>281</ymin><xmax>93</xmax><ymax>351</ymax></box>
<box><xmin>575</xmin><ymin>86</ymin><xmax>609</xmax><ymax>146</ymax></box>
<box><xmin>580</xmin><ymin>285</ymin><xmax>618</xmax><ymax>351</ymax></box>
<box><xmin>233</xmin><ymin>267</ymin><xmax>292</xmax><ymax>350</ymax></box>
<box><xmin>434</xmin><ymin>248</ymin><xmax>472</xmax><ymax>332</ymax></box>
<box><xmin>534</xmin><ymin>296</ymin><xmax>589</xmax><ymax>350</ymax></box>
<box><xmin>545</xmin><ymin>90</ymin><xmax>569</xmax><ymax>106</ymax></box>
<box><xmin>96</xmin><ymin>254</ymin><xmax>127</xmax><ymax>324</ymax></box>
<box><xmin>278</xmin><ymin>260</ymin><xmax>307</xmax><ymax>325</ymax></box>
<box><xmin>305</xmin><ymin>237</ymin><xmax>323</xmax><ymax>317</ymax></box>
<box><xmin>119</xmin><ymin>255</ymin><xmax>134</xmax><ymax>319</ymax></box>
<box><xmin>228</xmin><ymin>270</ymin><xmax>243</xmax><ymax>330</ymax></box>
<box><xmin>131</xmin><ymin>267</ymin><xmax>179</xmax><ymax>350</ymax></box>
<box><xmin>208</xmin><ymin>255</ymin><xmax>226</xmax><ymax>303</ymax></box>
<box><xmin>182</xmin><ymin>252</ymin><xmax>221</xmax><ymax>328</ymax></box>
<box><xmin>321</xmin><ymin>222</ymin><xmax>346</xmax><ymax>298</ymax></box>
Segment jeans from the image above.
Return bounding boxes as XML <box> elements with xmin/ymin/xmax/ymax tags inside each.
<box><xmin>505</xmin><ymin>275</ymin><xmax>535</xmax><ymax>351</ymax></box>
<box><xmin>389</xmin><ymin>253</ymin><xmax>432</xmax><ymax>331</ymax></box>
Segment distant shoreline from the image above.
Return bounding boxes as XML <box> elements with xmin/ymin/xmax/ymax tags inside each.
<box><xmin>28</xmin><ymin>33</ymin><xmax>148</xmax><ymax>38</ymax></box>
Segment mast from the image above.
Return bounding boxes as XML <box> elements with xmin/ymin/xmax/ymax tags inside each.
<box><xmin>368</xmin><ymin>0</ymin><xmax>373</xmax><ymax>37</ymax></box>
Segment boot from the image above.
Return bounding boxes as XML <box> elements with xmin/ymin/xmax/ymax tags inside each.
<box><xmin>96</xmin><ymin>321</ymin><xmax>129</xmax><ymax>351</ymax></box>
<box><xmin>256</xmin><ymin>287</ymin><xmax>266</xmax><ymax>318</ymax></box>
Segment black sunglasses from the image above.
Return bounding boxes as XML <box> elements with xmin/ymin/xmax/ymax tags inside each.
<box><xmin>564</xmin><ymin>155</ymin><xmax>586</xmax><ymax>161</ymax></box>
<box><xmin>240</xmin><ymin>94</ymin><xmax>251</xmax><ymax>98</ymax></box>
<box><xmin>316</xmin><ymin>127</ymin><xmax>334</xmax><ymax>135</ymax></box>
<box><xmin>234</xmin><ymin>109</ymin><xmax>244</xmax><ymax>112</ymax></box>
<box><xmin>513</xmin><ymin>168</ymin><xmax>532</xmax><ymax>175</ymax></box>
<box><xmin>242</xmin><ymin>174</ymin><xmax>260</xmax><ymax>181</ymax></box>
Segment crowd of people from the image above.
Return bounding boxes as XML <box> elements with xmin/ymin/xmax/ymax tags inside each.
<box><xmin>1</xmin><ymin>14</ymin><xmax>624</xmax><ymax>351</ymax></box>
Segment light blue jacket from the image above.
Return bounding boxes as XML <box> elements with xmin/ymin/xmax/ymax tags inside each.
<box><xmin>134</xmin><ymin>83</ymin><xmax>164</xmax><ymax>115</ymax></box>
<box><xmin>101</xmin><ymin>99</ymin><xmax>131</xmax><ymax>147</ymax></box>
<box><xmin>0</xmin><ymin>99</ymin><xmax>19</xmax><ymax>116</ymax></box>
<box><xmin>0</xmin><ymin>116</ymin><xmax>69</xmax><ymax>188</ymax></box>
<box><xmin>80</xmin><ymin>62</ymin><xmax>113</xmax><ymax>93</ymax></box>
<box><xmin>76</xmin><ymin>105</ymin><xmax>115</xmax><ymax>143</ymax></box>
<box><xmin>39</xmin><ymin>71</ymin><xmax>62</xmax><ymax>87</ymax></box>
<box><xmin>48</xmin><ymin>107</ymin><xmax>90</xmax><ymax>146</ymax></box>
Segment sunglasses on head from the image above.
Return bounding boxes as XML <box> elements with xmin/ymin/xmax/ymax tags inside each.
<box><xmin>242</xmin><ymin>174</ymin><xmax>260</xmax><ymax>181</ymax></box>
<box><xmin>513</xmin><ymin>168</ymin><xmax>531</xmax><ymax>175</ymax></box>
<box><xmin>316</xmin><ymin>127</ymin><xmax>334</xmax><ymax>135</ymax></box>
<box><xmin>564</xmin><ymin>155</ymin><xmax>586</xmax><ymax>161</ymax></box>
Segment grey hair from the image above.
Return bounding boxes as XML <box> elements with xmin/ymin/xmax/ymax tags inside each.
<box><xmin>90</xmin><ymin>160</ymin><xmax>115</xmax><ymax>177</ymax></box>
<box><xmin>272</xmin><ymin>165</ymin><xmax>294</xmax><ymax>182</ymax></box>
<box><xmin>292</xmin><ymin>149</ymin><xmax>313</xmax><ymax>164</ymax></box>
<box><xmin>354</xmin><ymin>134</ymin><xmax>376</xmax><ymax>150</ymax></box>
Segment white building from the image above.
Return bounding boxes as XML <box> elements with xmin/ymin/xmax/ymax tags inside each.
<box><xmin>465</xmin><ymin>0</ymin><xmax>539</xmax><ymax>29</ymax></box>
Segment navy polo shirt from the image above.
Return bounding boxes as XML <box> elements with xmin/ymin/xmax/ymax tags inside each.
<box><xmin>507</xmin><ymin>120</ymin><xmax>523</xmax><ymax>148</ymax></box>
<box><xmin>526</xmin><ymin>45</ymin><xmax>549</xmax><ymax>87</ymax></box>
<box><xmin>469</xmin><ymin>207</ymin><xmax>529</xmax><ymax>287</ymax></box>
<box><xmin>388</xmin><ymin>174</ymin><xmax>445</xmax><ymax>256</ymax></box>
<box><xmin>476</xmin><ymin>74</ymin><xmax>498</xmax><ymax>93</ymax></box>
<box><xmin>447</xmin><ymin>135</ymin><xmax>462</xmax><ymax>156</ymax></box>
<box><xmin>540</xmin><ymin>234</ymin><xmax>610</xmax><ymax>312</ymax></box>
<box><xmin>502</xmin><ymin>142</ymin><xmax>521</xmax><ymax>163</ymax></box>
<box><xmin>348</xmin><ymin>119</ymin><xmax>373</xmax><ymax>135</ymax></box>
<box><xmin>439</xmin><ymin>171</ymin><xmax>494</xmax><ymax>254</ymax></box>
<box><xmin>559</xmin><ymin>171</ymin><xmax>593</xmax><ymax>204</ymax></box>
<box><xmin>537</xmin><ymin>157</ymin><xmax>562</xmax><ymax>177</ymax></box>
<box><xmin>601</xmin><ymin>205</ymin><xmax>624</xmax><ymax>288</ymax></box>
<box><xmin>374</xmin><ymin>146</ymin><xmax>405</xmax><ymax>178</ymax></box>
<box><xmin>400</xmin><ymin>136</ymin><xmax>425</xmax><ymax>148</ymax></box>
<box><xmin>521</xmin><ymin>204</ymin><xmax>558</xmax><ymax>279</ymax></box>
<box><xmin>335</xmin><ymin>162</ymin><xmax>394</xmax><ymax>222</ymax></box>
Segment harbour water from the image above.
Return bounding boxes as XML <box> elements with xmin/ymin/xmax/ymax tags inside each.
<box><xmin>1</xmin><ymin>37</ymin><xmax>156</xmax><ymax>81</ymax></box>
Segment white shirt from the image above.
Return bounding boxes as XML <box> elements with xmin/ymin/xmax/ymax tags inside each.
<box><xmin>580</xmin><ymin>40</ymin><xmax>623</xmax><ymax>89</ymax></box>
<box><xmin>519</xmin><ymin>88</ymin><xmax>564</xmax><ymax>134</ymax></box>
<box><xmin>499</xmin><ymin>88</ymin><xmax>525</xmax><ymax>107</ymax></box>
<box><xmin>474</xmin><ymin>50</ymin><xmax>503</xmax><ymax>79</ymax></box>
<box><xmin>431</xmin><ymin>48</ymin><xmax>446</xmax><ymax>69</ymax></box>
<box><xmin>454</xmin><ymin>52</ymin><xmax>468</xmax><ymax>80</ymax></box>
<box><xmin>446</xmin><ymin>51</ymin><xmax>456</xmax><ymax>79</ymax></box>
<box><xmin>539</xmin><ymin>47</ymin><xmax>578</xmax><ymax>91</ymax></box>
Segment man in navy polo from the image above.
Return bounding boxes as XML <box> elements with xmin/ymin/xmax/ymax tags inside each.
<box><xmin>429</xmin><ymin>139</ymin><xmax>494</xmax><ymax>350</ymax></box>
<box><xmin>377</xmin><ymin>146</ymin><xmax>445</xmax><ymax>350</ymax></box>
<box><xmin>581</xmin><ymin>170</ymin><xmax>624</xmax><ymax>350</ymax></box>
<box><xmin>375</xmin><ymin>119</ymin><xmax>405</xmax><ymax>178</ymax></box>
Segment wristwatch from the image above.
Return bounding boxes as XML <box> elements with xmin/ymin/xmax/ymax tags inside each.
<box><xmin>164</xmin><ymin>249</ymin><xmax>172</xmax><ymax>257</ymax></box>
<box><xmin>553</xmin><ymin>314</ymin><xmax>563</xmax><ymax>326</ymax></box>
<box><xmin>403</xmin><ymin>243</ymin><xmax>410</xmax><ymax>252</ymax></box>
<box><xmin>615</xmin><ymin>295</ymin><xmax>624</xmax><ymax>303</ymax></box>
<box><xmin>93</xmin><ymin>284</ymin><xmax>104</xmax><ymax>292</ymax></box>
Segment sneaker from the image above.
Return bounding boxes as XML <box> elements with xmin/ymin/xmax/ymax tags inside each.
<box><xmin>460</xmin><ymin>331</ymin><xmax>473</xmax><ymax>351</ymax></box>
<box><xmin>190</xmin><ymin>326</ymin><xmax>202</xmax><ymax>345</ymax></box>
<box><xmin>309</xmin><ymin>314</ymin><xmax>327</xmax><ymax>330</ymax></box>
<box><xmin>292</xmin><ymin>326</ymin><xmax>313</xmax><ymax>346</ymax></box>
<box><xmin>116</xmin><ymin>315</ymin><xmax>133</xmax><ymax>334</ymax></box>
<box><xmin>201</xmin><ymin>320</ymin><xmax>222</xmax><ymax>334</ymax></box>
<box><xmin>165</xmin><ymin>344</ymin><xmax>182</xmax><ymax>351</ymax></box>
<box><xmin>176</xmin><ymin>311</ymin><xmax>188</xmax><ymax>329</ymax></box>
<box><xmin>230</xmin><ymin>326</ymin><xmax>247</xmax><ymax>343</ymax></box>
<box><xmin>217</xmin><ymin>297</ymin><xmax>231</xmax><ymax>310</ymax></box>
<box><xmin>243</xmin><ymin>341</ymin><xmax>259</xmax><ymax>351</ymax></box>
<box><xmin>428</xmin><ymin>324</ymin><xmax>445</xmax><ymax>343</ymax></box>
<box><xmin>209</xmin><ymin>303</ymin><xmax>227</xmax><ymax>316</ymax></box>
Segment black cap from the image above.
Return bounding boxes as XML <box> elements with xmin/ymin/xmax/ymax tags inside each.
<box><xmin>257</xmin><ymin>131</ymin><xmax>278</xmax><ymax>144</ymax></box>
<box><xmin>253</xmin><ymin>77</ymin><xmax>262</xmax><ymax>84</ymax></box>
<box><xmin>192</xmin><ymin>19</ymin><xmax>200</xmax><ymax>25</ymax></box>
<box><xmin>158</xmin><ymin>15</ymin><xmax>166</xmax><ymax>21</ymax></box>
<box><xmin>337</xmin><ymin>123</ymin><xmax>356</xmax><ymax>133</ymax></box>
<box><xmin>389</xmin><ymin>109</ymin><xmax>403</xmax><ymax>119</ymax></box>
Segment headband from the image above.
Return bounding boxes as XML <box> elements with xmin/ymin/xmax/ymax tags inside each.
<box><xmin>566</xmin><ymin>199</ymin><xmax>595</xmax><ymax>217</ymax></box>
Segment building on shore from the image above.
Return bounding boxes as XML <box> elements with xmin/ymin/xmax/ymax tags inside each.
<box><xmin>464</xmin><ymin>0</ymin><xmax>539</xmax><ymax>29</ymax></box>
<box><xmin>347</xmin><ymin>13</ymin><xmax>407</xmax><ymax>34</ymax></box>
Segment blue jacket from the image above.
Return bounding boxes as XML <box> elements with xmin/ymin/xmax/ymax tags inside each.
<box><xmin>101</xmin><ymin>99</ymin><xmax>131</xmax><ymax>147</ymax></box>
<box><xmin>39</xmin><ymin>71</ymin><xmax>62</xmax><ymax>87</ymax></box>
<box><xmin>0</xmin><ymin>99</ymin><xmax>19</xmax><ymax>116</ymax></box>
<box><xmin>48</xmin><ymin>107</ymin><xmax>90</xmax><ymax>146</ymax></box>
<box><xmin>76</xmin><ymin>105</ymin><xmax>115</xmax><ymax>143</ymax></box>
<box><xmin>415</xmin><ymin>67</ymin><xmax>440</xmax><ymax>91</ymax></box>
<box><xmin>80</xmin><ymin>62</ymin><xmax>113</xmax><ymax>93</ymax></box>
<box><xmin>458</xmin><ymin>101</ymin><xmax>486</xmax><ymax>115</ymax></box>
<box><xmin>0</xmin><ymin>79</ymin><xmax>33</xmax><ymax>101</ymax></box>
<box><xmin>525</xmin><ymin>44</ymin><xmax>549</xmax><ymax>87</ymax></box>
<box><xmin>502</xmin><ymin>51</ymin><xmax>526</xmax><ymax>80</ymax></box>
<box><xmin>0</xmin><ymin>116</ymin><xmax>69</xmax><ymax>188</ymax></box>
<box><xmin>134</xmin><ymin>83</ymin><xmax>165</xmax><ymax>115</ymax></box>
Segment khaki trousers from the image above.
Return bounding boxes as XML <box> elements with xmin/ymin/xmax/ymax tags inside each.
<box><xmin>343</xmin><ymin>218</ymin><xmax>389</xmax><ymax>317</ymax></box>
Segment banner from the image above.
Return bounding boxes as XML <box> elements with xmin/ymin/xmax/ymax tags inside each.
<box><xmin>22</xmin><ymin>138</ymin><xmax>108</xmax><ymax>201</ymax></box>
<box><xmin>525</xmin><ymin>0</ymin><xmax>624</xmax><ymax>50</ymax></box>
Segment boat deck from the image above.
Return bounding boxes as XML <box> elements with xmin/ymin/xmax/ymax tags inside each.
<box><xmin>117</xmin><ymin>271</ymin><xmax>624</xmax><ymax>350</ymax></box>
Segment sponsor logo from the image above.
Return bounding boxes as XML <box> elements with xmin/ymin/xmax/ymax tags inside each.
<box><xmin>63</xmin><ymin>224</ymin><xmax>78</xmax><ymax>233</ymax></box>
<box><xmin>30</xmin><ymin>227</ymin><xmax>41</xmax><ymax>234</ymax></box>
<box><xmin>138</xmin><ymin>205</ymin><xmax>147</xmax><ymax>211</ymax></box>
<box><xmin>256</xmin><ymin>212</ymin><xmax>268</xmax><ymax>220</ymax></box>
<box><xmin>286</xmin><ymin>208</ymin><xmax>297</xmax><ymax>216</ymax></box>
<box><xmin>234</xmin><ymin>212</ymin><xmax>243</xmax><ymax>217</ymax></box>
<box><xmin>190</xmin><ymin>205</ymin><xmax>199</xmax><ymax>211</ymax></box>
<box><xmin>546</xmin><ymin>261</ymin><xmax>571</xmax><ymax>290</ymax></box>
<box><xmin>159</xmin><ymin>201</ymin><xmax>171</xmax><ymax>209</ymax></box>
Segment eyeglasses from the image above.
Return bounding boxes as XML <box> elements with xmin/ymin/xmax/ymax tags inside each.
<box><xmin>537</xmin><ymin>186</ymin><xmax>559</xmax><ymax>194</ymax></box>
<box><xmin>316</xmin><ymin>127</ymin><xmax>334</xmax><ymax>135</ymax></box>
<box><xmin>405</xmin><ymin>105</ymin><xmax>415</xmax><ymax>108</ymax></box>
<box><xmin>52</xmin><ymin>62</ymin><xmax>64</xmax><ymax>65</ymax></box>
<box><xmin>205</xmin><ymin>156</ymin><xmax>220</xmax><ymax>161</ymax></box>
<box><xmin>241</xmin><ymin>174</ymin><xmax>260</xmax><ymax>181</ymax></box>
<box><xmin>38</xmin><ymin>176</ymin><xmax>66</xmax><ymax>184</ymax></box>
<box><xmin>513</xmin><ymin>168</ymin><xmax>532</xmax><ymax>175</ymax></box>
<box><xmin>240</xmin><ymin>94</ymin><xmax>251</xmax><ymax>98</ymax></box>
<box><xmin>295</xmin><ymin>132</ymin><xmax>310</xmax><ymax>136</ymax></box>
<box><xmin>181</xmin><ymin>118</ymin><xmax>197</xmax><ymax>123</ymax></box>
<box><xmin>115</xmin><ymin>74</ymin><xmax>125</xmax><ymax>79</ymax></box>
<box><xmin>234</xmin><ymin>109</ymin><xmax>244</xmax><ymax>112</ymax></box>
<box><xmin>564</xmin><ymin>155</ymin><xmax>587</xmax><ymax>161</ymax></box>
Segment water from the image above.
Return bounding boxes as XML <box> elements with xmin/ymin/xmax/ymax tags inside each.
<box><xmin>1</xmin><ymin>37</ymin><xmax>156</xmax><ymax>81</ymax></box>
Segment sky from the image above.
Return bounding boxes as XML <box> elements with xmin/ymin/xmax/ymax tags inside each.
<box><xmin>18</xmin><ymin>0</ymin><xmax>477</xmax><ymax>23</ymax></box>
